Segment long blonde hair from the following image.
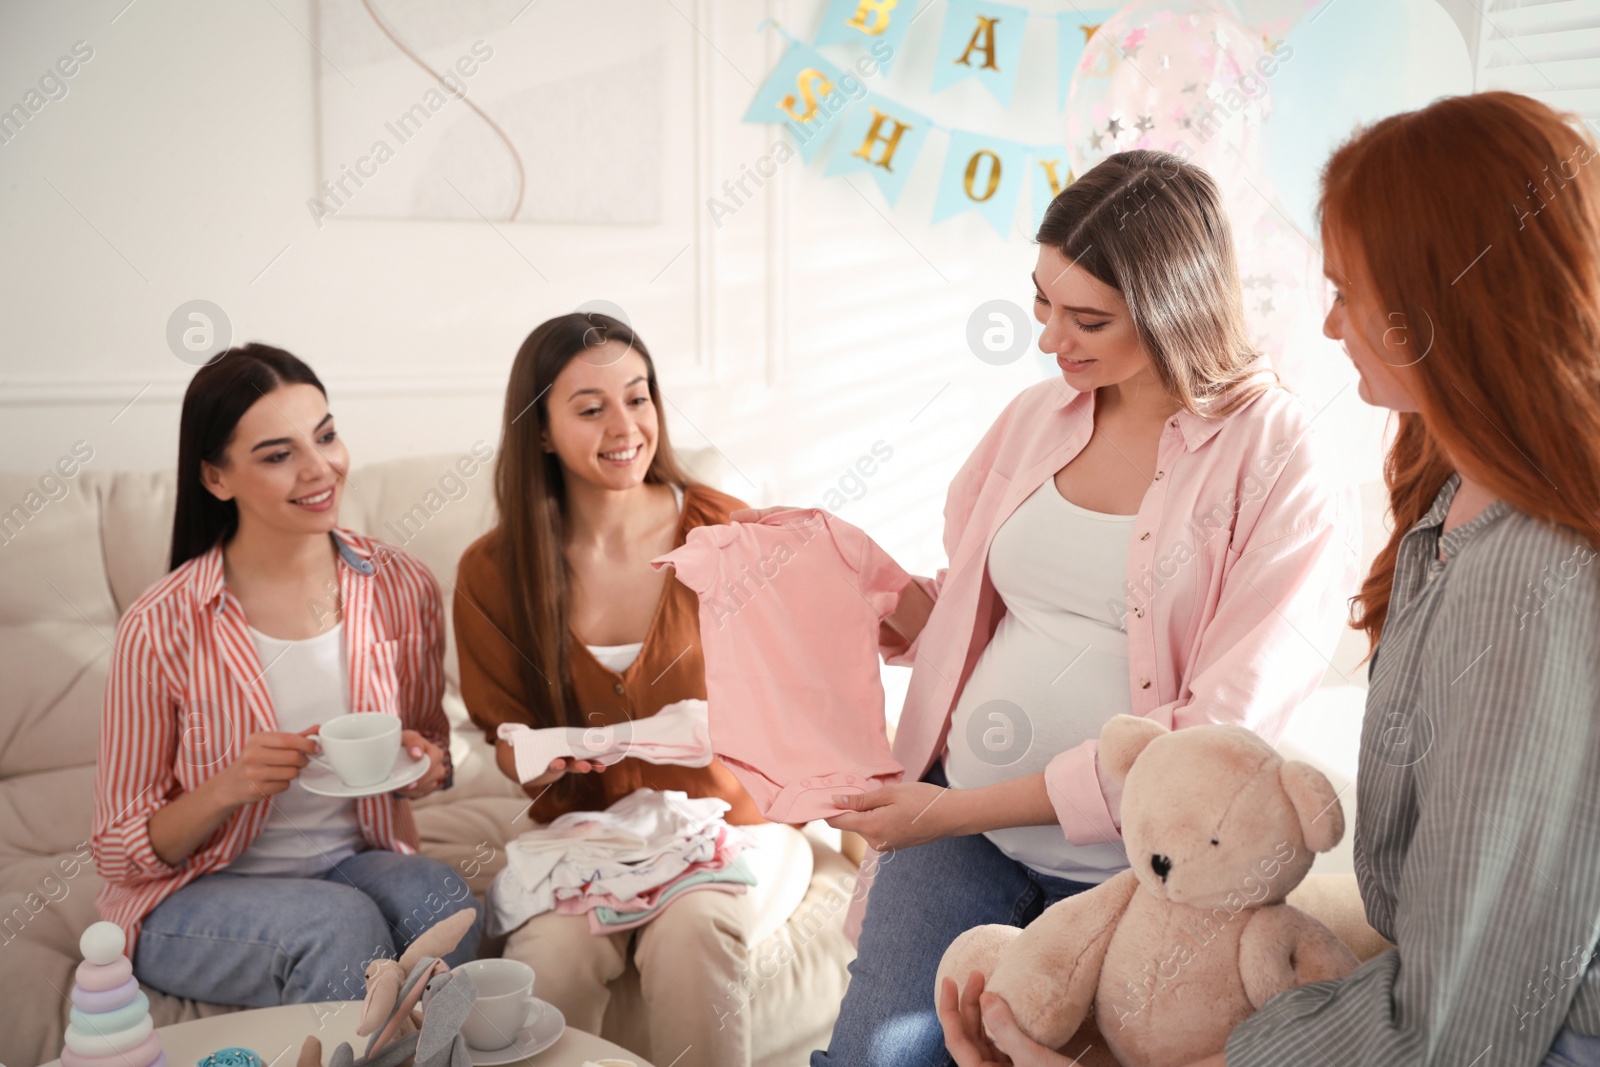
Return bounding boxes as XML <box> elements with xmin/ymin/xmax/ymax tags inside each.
<box><xmin>1035</xmin><ymin>149</ymin><xmax>1278</xmax><ymax>417</ymax></box>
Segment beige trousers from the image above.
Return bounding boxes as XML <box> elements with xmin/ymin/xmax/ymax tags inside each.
<box><xmin>500</xmin><ymin>888</ymin><xmax>754</xmax><ymax>1067</ymax></box>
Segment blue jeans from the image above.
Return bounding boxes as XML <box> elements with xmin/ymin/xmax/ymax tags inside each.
<box><xmin>1546</xmin><ymin>1028</ymin><xmax>1600</xmax><ymax>1066</ymax></box>
<box><xmin>812</xmin><ymin>760</ymin><xmax>1099</xmax><ymax>1067</ymax></box>
<box><xmin>134</xmin><ymin>848</ymin><xmax>484</xmax><ymax>1007</ymax></box>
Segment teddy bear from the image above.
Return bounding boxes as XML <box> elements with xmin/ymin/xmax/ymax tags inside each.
<box><xmin>936</xmin><ymin>715</ymin><xmax>1361</xmax><ymax>1067</ymax></box>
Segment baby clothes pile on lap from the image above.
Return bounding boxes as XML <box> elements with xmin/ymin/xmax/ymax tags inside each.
<box><xmin>488</xmin><ymin>787</ymin><xmax>753</xmax><ymax>937</ymax></box>
<box><xmin>496</xmin><ymin>698</ymin><xmax>713</xmax><ymax>780</ymax></box>
<box><xmin>554</xmin><ymin>843</ymin><xmax>754</xmax><ymax>933</ymax></box>
<box><xmin>651</xmin><ymin>508</ymin><xmax>909</xmax><ymax>822</ymax></box>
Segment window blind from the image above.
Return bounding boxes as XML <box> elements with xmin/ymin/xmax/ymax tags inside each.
<box><xmin>1475</xmin><ymin>0</ymin><xmax>1600</xmax><ymax>128</ymax></box>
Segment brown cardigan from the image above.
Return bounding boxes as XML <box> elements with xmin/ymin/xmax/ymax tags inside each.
<box><xmin>454</xmin><ymin>482</ymin><xmax>764</xmax><ymax>825</ymax></box>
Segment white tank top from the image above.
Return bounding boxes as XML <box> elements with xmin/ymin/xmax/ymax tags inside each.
<box><xmin>582</xmin><ymin>483</ymin><xmax>685</xmax><ymax>675</ymax></box>
<box><xmin>942</xmin><ymin>476</ymin><xmax>1135</xmax><ymax>883</ymax></box>
<box><xmin>229</xmin><ymin>622</ymin><xmax>365</xmax><ymax>876</ymax></box>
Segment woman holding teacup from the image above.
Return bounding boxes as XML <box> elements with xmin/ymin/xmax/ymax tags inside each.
<box><xmin>91</xmin><ymin>343</ymin><xmax>483</xmax><ymax>1007</ymax></box>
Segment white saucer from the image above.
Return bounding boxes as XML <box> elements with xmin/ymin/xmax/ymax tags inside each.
<box><xmin>298</xmin><ymin>751</ymin><xmax>430</xmax><ymax>798</ymax></box>
<box><xmin>466</xmin><ymin>997</ymin><xmax>566</xmax><ymax>1065</ymax></box>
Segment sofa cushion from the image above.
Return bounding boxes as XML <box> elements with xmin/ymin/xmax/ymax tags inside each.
<box><xmin>101</xmin><ymin>471</ymin><xmax>178</xmax><ymax>618</ymax></box>
<box><xmin>0</xmin><ymin>471</ymin><xmax>128</xmax><ymax>784</ymax></box>
<box><xmin>337</xmin><ymin>451</ymin><xmax>500</xmax><ymax>699</ymax></box>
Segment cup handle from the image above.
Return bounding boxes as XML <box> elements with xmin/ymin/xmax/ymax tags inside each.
<box><xmin>305</xmin><ymin>752</ymin><xmax>337</xmax><ymax>775</ymax></box>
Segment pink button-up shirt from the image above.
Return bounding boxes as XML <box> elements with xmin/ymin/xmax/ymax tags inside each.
<box><xmin>847</xmin><ymin>377</ymin><xmax>1360</xmax><ymax>942</ymax></box>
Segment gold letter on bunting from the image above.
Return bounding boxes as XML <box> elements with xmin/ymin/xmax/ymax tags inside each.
<box><xmin>955</xmin><ymin>16</ymin><xmax>1000</xmax><ymax>70</ymax></box>
<box><xmin>1035</xmin><ymin>156</ymin><xmax>1067</xmax><ymax>199</ymax></box>
<box><xmin>853</xmin><ymin>109</ymin><xmax>911</xmax><ymax>171</ymax></box>
<box><xmin>779</xmin><ymin>69</ymin><xmax>836</xmax><ymax>122</ymax></box>
<box><xmin>1027</xmin><ymin>145</ymin><xmax>1075</xmax><ymax>233</ymax></box>
<box><xmin>963</xmin><ymin>149</ymin><xmax>1002</xmax><ymax>202</ymax></box>
<box><xmin>846</xmin><ymin>0</ymin><xmax>899</xmax><ymax>35</ymax></box>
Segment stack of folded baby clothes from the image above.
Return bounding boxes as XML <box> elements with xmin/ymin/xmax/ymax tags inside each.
<box><xmin>487</xmin><ymin>787</ymin><xmax>755</xmax><ymax>937</ymax></box>
<box><xmin>555</xmin><ymin>833</ymin><xmax>755</xmax><ymax>934</ymax></box>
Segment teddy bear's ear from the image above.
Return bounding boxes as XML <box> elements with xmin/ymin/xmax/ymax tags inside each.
<box><xmin>1279</xmin><ymin>760</ymin><xmax>1344</xmax><ymax>853</ymax></box>
<box><xmin>1099</xmin><ymin>715</ymin><xmax>1169</xmax><ymax>785</ymax></box>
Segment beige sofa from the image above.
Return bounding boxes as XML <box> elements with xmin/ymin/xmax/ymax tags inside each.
<box><xmin>0</xmin><ymin>449</ymin><xmax>1384</xmax><ymax>1067</ymax></box>
<box><xmin>0</xmin><ymin>450</ymin><xmax>856</xmax><ymax>1067</ymax></box>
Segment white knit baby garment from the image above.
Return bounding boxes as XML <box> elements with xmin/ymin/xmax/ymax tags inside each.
<box><xmin>496</xmin><ymin>698</ymin><xmax>714</xmax><ymax>783</ymax></box>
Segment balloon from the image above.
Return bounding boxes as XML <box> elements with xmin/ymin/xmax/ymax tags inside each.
<box><xmin>1066</xmin><ymin>0</ymin><xmax>1269</xmax><ymax>195</ymax></box>
<box><xmin>1265</xmin><ymin>0</ymin><xmax>1472</xmax><ymax>236</ymax></box>
<box><xmin>1064</xmin><ymin>2</ymin><xmax>1314</xmax><ymax>359</ymax></box>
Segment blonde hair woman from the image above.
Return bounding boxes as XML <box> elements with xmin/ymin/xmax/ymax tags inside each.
<box><xmin>797</xmin><ymin>149</ymin><xmax>1361</xmax><ymax>1066</ymax></box>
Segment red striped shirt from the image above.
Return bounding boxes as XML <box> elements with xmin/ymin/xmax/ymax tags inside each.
<box><xmin>91</xmin><ymin>529</ymin><xmax>450</xmax><ymax>956</ymax></box>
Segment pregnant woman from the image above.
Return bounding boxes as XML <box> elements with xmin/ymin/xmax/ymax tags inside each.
<box><xmin>454</xmin><ymin>313</ymin><xmax>763</xmax><ymax>1067</ymax></box>
<box><xmin>940</xmin><ymin>93</ymin><xmax>1600</xmax><ymax>1067</ymax></box>
<box><xmin>93</xmin><ymin>344</ymin><xmax>481</xmax><ymax>1008</ymax></box>
<box><xmin>800</xmin><ymin>149</ymin><xmax>1361</xmax><ymax>1065</ymax></box>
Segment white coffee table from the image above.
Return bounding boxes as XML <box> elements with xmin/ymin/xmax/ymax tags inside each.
<box><xmin>38</xmin><ymin>1001</ymin><xmax>655</xmax><ymax>1067</ymax></box>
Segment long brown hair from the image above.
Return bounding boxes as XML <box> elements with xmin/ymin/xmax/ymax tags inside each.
<box><xmin>493</xmin><ymin>314</ymin><xmax>694</xmax><ymax>788</ymax></box>
<box><xmin>1323</xmin><ymin>92</ymin><xmax>1600</xmax><ymax>647</ymax></box>
<box><xmin>171</xmin><ymin>344</ymin><xmax>326</xmax><ymax>570</ymax></box>
<box><xmin>1035</xmin><ymin>149</ymin><xmax>1277</xmax><ymax>416</ymax></box>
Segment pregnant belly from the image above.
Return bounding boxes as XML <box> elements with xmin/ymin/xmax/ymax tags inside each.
<box><xmin>945</xmin><ymin>613</ymin><xmax>1132</xmax><ymax>786</ymax></box>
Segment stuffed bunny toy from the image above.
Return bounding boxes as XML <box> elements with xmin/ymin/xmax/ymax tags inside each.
<box><xmin>936</xmin><ymin>716</ymin><xmax>1361</xmax><ymax>1067</ymax></box>
<box><xmin>296</xmin><ymin>907</ymin><xmax>478</xmax><ymax>1067</ymax></box>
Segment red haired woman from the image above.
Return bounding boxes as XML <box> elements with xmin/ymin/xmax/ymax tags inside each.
<box><xmin>940</xmin><ymin>91</ymin><xmax>1600</xmax><ymax>1067</ymax></box>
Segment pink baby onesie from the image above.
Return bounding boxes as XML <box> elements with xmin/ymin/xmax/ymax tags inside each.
<box><xmin>496</xmin><ymin>698</ymin><xmax>712</xmax><ymax>783</ymax></box>
<box><xmin>651</xmin><ymin>509</ymin><xmax>908</xmax><ymax>821</ymax></box>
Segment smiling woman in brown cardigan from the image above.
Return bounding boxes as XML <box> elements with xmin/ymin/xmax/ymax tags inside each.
<box><xmin>455</xmin><ymin>490</ymin><xmax>760</xmax><ymax>826</ymax></box>
<box><xmin>454</xmin><ymin>313</ymin><xmax>763</xmax><ymax>1067</ymax></box>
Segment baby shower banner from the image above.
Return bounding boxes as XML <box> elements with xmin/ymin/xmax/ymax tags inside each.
<box><xmin>737</xmin><ymin>0</ymin><xmax>1477</xmax><ymax>428</ymax></box>
<box><xmin>742</xmin><ymin>3</ymin><xmax>1119</xmax><ymax>235</ymax></box>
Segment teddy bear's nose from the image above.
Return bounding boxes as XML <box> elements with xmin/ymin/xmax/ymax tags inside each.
<box><xmin>1151</xmin><ymin>853</ymin><xmax>1173</xmax><ymax>881</ymax></box>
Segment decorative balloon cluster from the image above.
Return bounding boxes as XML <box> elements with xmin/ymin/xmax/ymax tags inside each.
<box><xmin>1063</xmin><ymin>0</ymin><xmax>1470</xmax><ymax>394</ymax></box>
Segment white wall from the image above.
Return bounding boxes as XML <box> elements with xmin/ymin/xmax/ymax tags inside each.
<box><xmin>0</xmin><ymin>0</ymin><xmax>1420</xmax><ymax>685</ymax></box>
<box><xmin>0</xmin><ymin>1</ymin><xmax>1044</xmax><ymax>538</ymax></box>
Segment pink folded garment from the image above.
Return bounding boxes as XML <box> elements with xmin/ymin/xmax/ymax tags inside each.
<box><xmin>496</xmin><ymin>698</ymin><xmax>712</xmax><ymax>783</ymax></box>
<box><xmin>651</xmin><ymin>509</ymin><xmax>908</xmax><ymax>822</ymax></box>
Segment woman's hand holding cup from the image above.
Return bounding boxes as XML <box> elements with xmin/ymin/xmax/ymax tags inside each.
<box><xmin>206</xmin><ymin>726</ymin><xmax>320</xmax><ymax>810</ymax></box>
<box><xmin>391</xmin><ymin>728</ymin><xmax>448</xmax><ymax>799</ymax></box>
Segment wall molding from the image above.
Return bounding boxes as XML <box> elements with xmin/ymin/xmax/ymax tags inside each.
<box><xmin>0</xmin><ymin>371</ymin><xmax>511</xmax><ymax>406</ymax></box>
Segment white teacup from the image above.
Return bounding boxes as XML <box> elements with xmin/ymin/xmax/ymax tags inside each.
<box><xmin>453</xmin><ymin>958</ymin><xmax>538</xmax><ymax>1050</ymax></box>
<box><xmin>308</xmin><ymin>714</ymin><xmax>400</xmax><ymax>788</ymax></box>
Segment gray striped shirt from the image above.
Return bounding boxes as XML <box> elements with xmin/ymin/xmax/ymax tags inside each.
<box><xmin>1227</xmin><ymin>473</ymin><xmax>1600</xmax><ymax>1066</ymax></box>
